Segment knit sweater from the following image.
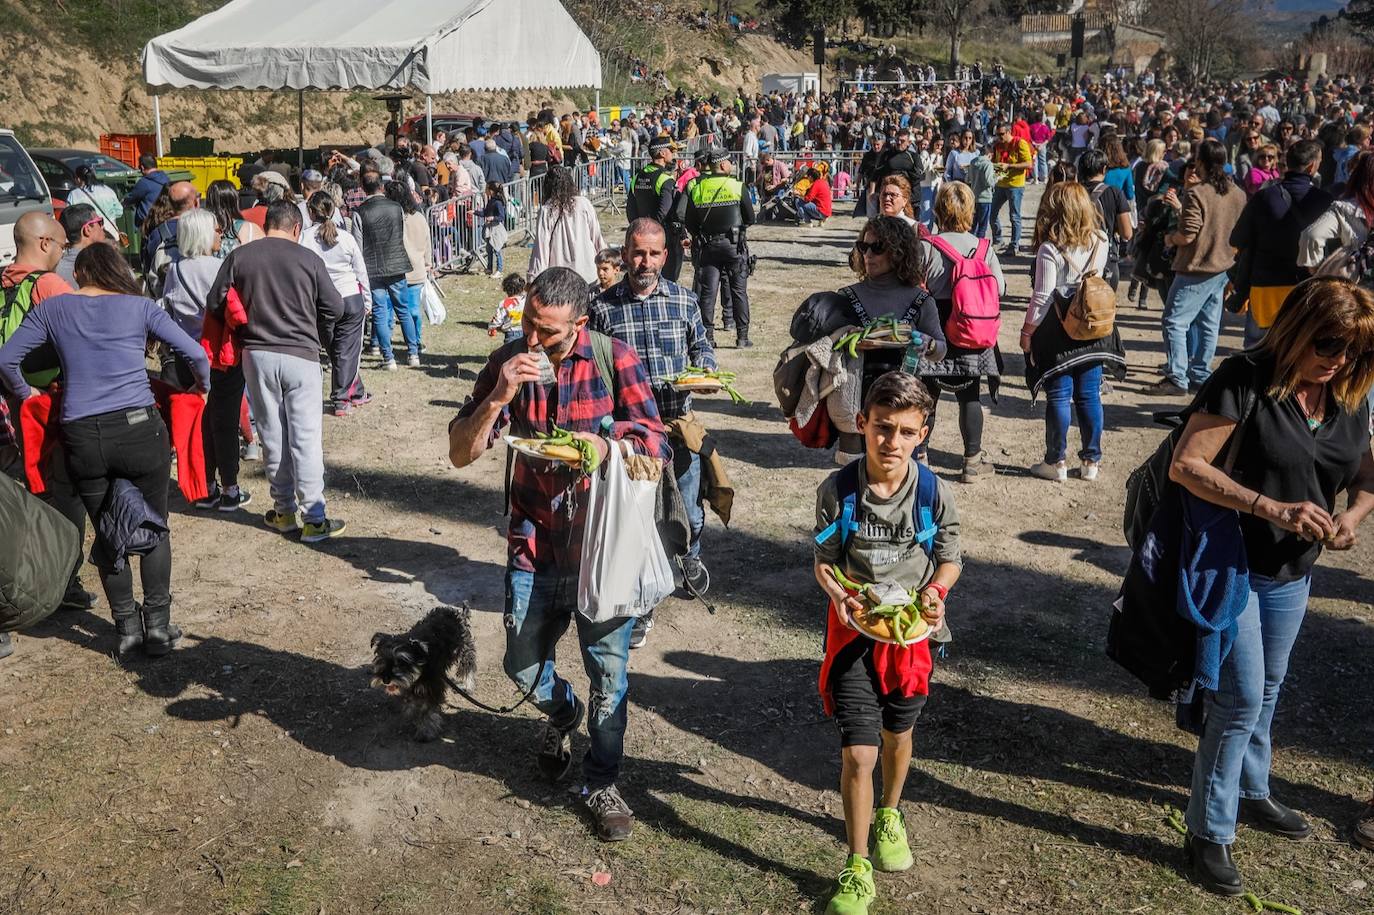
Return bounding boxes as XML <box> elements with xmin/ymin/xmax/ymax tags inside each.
<box><xmin>1172</xmin><ymin>182</ymin><xmax>1246</xmax><ymax>276</ymax></box>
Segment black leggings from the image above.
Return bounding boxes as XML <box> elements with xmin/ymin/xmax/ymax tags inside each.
<box><xmin>62</xmin><ymin>407</ymin><xmax>172</xmax><ymax>615</ymax></box>
<box><xmin>921</xmin><ymin>376</ymin><xmax>984</xmax><ymax>459</ymax></box>
<box><xmin>204</xmin><ymin>365</ymin><xmax>245</xmax><ymax>490</ymax></box>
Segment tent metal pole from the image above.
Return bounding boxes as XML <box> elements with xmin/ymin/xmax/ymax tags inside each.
<box><xmin>426</xmin><ymin>96</ymin><xmax>433</xmax><ymax>147</ymax></box>
<box><xmin>298</xmin><ymin>90</ymin><xmax>305</xmax><ymax>171</ymax></box>
<box><xmin>153</xmin><ymin>94</ymin><xmax>164</xmax><ymax>157</ymax></box>
<box><xmin>595</xmin><ymin>88</ymin><xmax>601</xmax><ymax>123</ymax></box>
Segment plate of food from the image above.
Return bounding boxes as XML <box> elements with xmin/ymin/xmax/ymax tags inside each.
<box><xmin>503</xmin><ymin>425</ymin><xmax>601</xmax><ymax>472</ymax></box>
<box><xmin>830</xmin><ymin>566</ymin><xmax>933</xmax><ymax>647</ymax></box>
<box><xmin>669</xmin><ymin>368</ymin><xmax>747</xmax><ymax>403</ymax></box>
<box><xmin>835</xmin><ymin>318</ymin><xmax>917</xmax><ymax>356</ymax></box>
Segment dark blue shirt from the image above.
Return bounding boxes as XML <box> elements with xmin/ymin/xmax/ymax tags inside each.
<box><xmin>0</xmin><ymin>293</ymin><xmax>210</xmax><ymax>423</ymax></box>
<box><xmin>123</xmin><ymin>170</ymin><xmax>170</xmax><ymax>228</ymax></box>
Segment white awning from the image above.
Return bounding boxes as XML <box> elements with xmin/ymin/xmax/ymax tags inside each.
<box><xmin>141</xmin><ymin>0</ymin><xmax>601</xmax><ymax>92</ymax></box>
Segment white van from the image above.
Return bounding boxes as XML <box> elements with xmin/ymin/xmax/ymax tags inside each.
<box><xmin>0</xmin><ymin>130</ymin><xmax>53</xmax><ymax>266</ymax></box>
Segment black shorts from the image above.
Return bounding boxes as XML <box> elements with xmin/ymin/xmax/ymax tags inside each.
<box><xmin>828</xmin><ymin>643</ymin><xmax>927</xmax><ymax>748</ymax></box>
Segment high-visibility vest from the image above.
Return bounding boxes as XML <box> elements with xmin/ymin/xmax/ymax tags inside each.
<box><xmin>685</xmin><ymin>175</ymin><xmax>744</xmax><ymax>237</ymax></box>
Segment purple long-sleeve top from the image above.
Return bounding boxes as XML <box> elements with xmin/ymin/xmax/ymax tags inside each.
<box><xmin>0</xmin><ymin>293</ymin><xmax>210</xmax><ymax>423</ymax></box>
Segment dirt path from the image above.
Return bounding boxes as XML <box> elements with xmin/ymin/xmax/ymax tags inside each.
<box><xmin>2</xmin><ymin>190</ymin><xmax>1371</xmax><ymax>915</ymax></box>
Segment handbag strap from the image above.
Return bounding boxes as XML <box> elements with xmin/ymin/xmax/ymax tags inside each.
<box><xmin>1220</xmin><ymin>386</ymin><xmax>1258</xmax><ymax>477</ymax></box>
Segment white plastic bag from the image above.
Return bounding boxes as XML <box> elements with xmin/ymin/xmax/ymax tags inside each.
<box><xmin>421</xmin><ymin>277</ymin><xmax>447</xmax><ymax>325</ymax></box>
<box><xmin>576</xmin><ymin>440</ymin><xmax>674</xmax><ymax>622</ymax></box>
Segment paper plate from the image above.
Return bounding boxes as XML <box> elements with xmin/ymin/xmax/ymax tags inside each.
<box><xmin>851</xmin><ymin>605</ymin><xmax>932</xmax><ymax>646</ymax></box>
<box><xmin>503</xmin><ymin>435</ymin><xmax>580</xmax><ymax>464</ymax></box>
<box><xmin>856</xmin><ymin>338</ymin><xmax>909</xmax><ymax>351</ymax></box>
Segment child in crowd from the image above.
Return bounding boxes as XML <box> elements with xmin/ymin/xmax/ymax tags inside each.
<box><xmin>487</xmin><ymin>274</ymin><xmax>526</xmax><ymax>343</ymax></box>
<box><xmin>594</xmin><ymin>247</ymin><xmax>622</xmax><ymax>292</ymax></box>
<box><xmin>482</xmin><ymin>182</ymin><xmax>509</xmax><ymax>278</ymax></box>
<box><xmin>812</xmin><ymin>372</ymin><xmax>962</xmax><ymax>915</ymax></box>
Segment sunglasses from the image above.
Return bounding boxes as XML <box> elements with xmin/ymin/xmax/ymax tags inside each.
<box><xmin>1313</xmin><ymin>336</ymin><xmax>1368</xmax><ymax>360</ymax></box>
<box><xmin>854</xmin><ymin>240</ymin><xmax>888</xmax><ymax>256</ymax></box>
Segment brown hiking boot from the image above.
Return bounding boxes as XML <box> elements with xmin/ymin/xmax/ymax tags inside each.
<box><xmin>960</xmin><ymin>451</ymin><xmax>995</xmax><ymax>483</ymax></box>
<box><xmin>1355</xmin><ymin>799</ymin><xmax>1374</xmax><ymax>851</ymax></box>
<box><xmin>583</xmin><ymin>784</ymin><xmax>634</xmax><ymax>842</ymax></box>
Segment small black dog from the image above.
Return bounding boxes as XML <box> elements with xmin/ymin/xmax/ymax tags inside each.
<box><xmin>371</xmin><ymin>605</ymin><xmax>478</xmax><ymax>741</ymax></box>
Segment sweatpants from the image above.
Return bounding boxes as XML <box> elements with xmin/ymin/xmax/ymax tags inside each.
<box><xmin>242</xmin><ymin>348</ymin><xmax>327</xmax><ymax>524</ymax></box>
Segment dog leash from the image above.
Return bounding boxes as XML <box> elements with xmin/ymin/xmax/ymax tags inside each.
<box><xmin>443</xmin><ymin>658</ymin><xmax>550</xmax><ymax>715</ymax></box>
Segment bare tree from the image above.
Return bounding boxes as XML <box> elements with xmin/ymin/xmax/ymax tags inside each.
<box><xmin>928</xmin><ymin>0</ymin><xmax>994</xmax><ymax>77</ymax></box>
<box><xmin>1149</xmin><ymin>0</ymin><xmax>1246</xmax><ymax>80</ymax></box>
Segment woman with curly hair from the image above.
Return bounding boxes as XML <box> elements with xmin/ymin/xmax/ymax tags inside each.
<box><xmin>527</xmin><ymin>165</ymin><xmax>607</xmax><ymax>284</ymax></box>
<box><xmin>1021</xmin><ymin>181</ymin><xmax>1127</xmax><ymax>482</ymax></box>
<box><xmin>788</xmin><ymin>215</ymin><xmax>946</xmax><ymax>462</ymax></box>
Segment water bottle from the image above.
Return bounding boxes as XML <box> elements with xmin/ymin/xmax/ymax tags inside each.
<box><xmin>901</xmin><ymin>329</ymin><xmax>926</xmax><ymax>375</ymax></box>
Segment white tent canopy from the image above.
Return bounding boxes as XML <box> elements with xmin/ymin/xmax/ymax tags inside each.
<box><xmin>142</xmin><ymin>0</ymin><xmax>602</xmax><ymax>92</ymax></box>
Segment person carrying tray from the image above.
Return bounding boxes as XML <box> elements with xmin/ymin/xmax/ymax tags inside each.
<box><xmin>811</xmin><ymin>371</ymin><xmax>962</xmax><ymax>915</ymax></box>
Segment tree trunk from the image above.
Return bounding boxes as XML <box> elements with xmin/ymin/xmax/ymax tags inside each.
<box><xmin>949</xmin><ymin>24</ymin><xmax>962</xmax><ymax>78</ymax></box>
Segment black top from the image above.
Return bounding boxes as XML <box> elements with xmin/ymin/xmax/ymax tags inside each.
<box><xmin>208</xmin><ymin>238</ymin><xmax>344</xmax><ymax>363</ymax></box>
<box><xmin>1084</xmin><ymin>179</ymin><xmax>1129</xmax><ymax>272</ymax></box>
<box><xmin>1228</xmin><ymin>173</ymin><xmax>1333</xmax><ymax>288</ymax></box>
<box><xmin>1197</xmin><ymin>354</ymin><xmax>1372</xmax><ymax>581</ymax></box>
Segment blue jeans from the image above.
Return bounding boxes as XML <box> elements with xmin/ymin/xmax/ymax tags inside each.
<box><xmin>1186</xmin><ymin>574</ymin><xmax>1311</xmax><ymax>844</ymax></box>
<box><xmin>1164</xmin><ymin>271</ymin><xmax>1228</xmax><ymax>387</ymax></box>
<box><xmin>990</xmin><ymin>185</ymin><xmax>1024</xmax><ymax>248</ymax></box>
<box><xmin>800</xmin><ymin>201</ymin><xmax>823</xmax><ymax>222</ymax></box>
<box><xmin>486</xmin><ymin>240</ymin><xmax>504</xmax><ymax>274</ymax></box>
<box><xmin>401</xmin><ymin>283</ymin><xmax>423</xmax><ymax>356</ymax></box>
<box><xmin>503</xmin><ymin>568</ymin><xmax>635</xmax><ymax>789</ymax></box>
<box><xmin>369</xmin><ymin>278</ymin><xmax>411</xmax><ymax>362</ymax></box>
<box><xmin>920</xmin><ymin>186</ymin><xmax>937</xmax><ymax>228</ymax></box>
<box><xmin>1242</xmin><ymin>311</ymin><xmax>1265</xmax><ymax>349</ymax></box>
<box><xmin>676</xmin><ymin>450</ymin><xmax>704</xmax><ymax>558</ymax></box>
<box><xmin>1043</xmin><ymin>363</ymin><xmax>1103</xmax><ymax>463</ymax></box>
<box><xmin>972</xmin><ymin>202</ymin><xmax>992</xmax><ymax>238</ymax></box>
<box><xmin>1034</xmin><ymin>145</ymin><xmax>1049</xmax><ymax>181</ymax></box>
<box><xmin>616</xmin><ymin>165</ymin><xmax>631</xmax><ymax>195</ymax></box>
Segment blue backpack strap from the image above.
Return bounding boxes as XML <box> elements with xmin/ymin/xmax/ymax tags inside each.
<box><xmin>912</xmin><ymin>461</ymin><xmax>940</xmax><ymax>558</ymax></box>
<box><xmin>814</xmin><ymin>459</ymin><xmax>863</xmax><ymax>548</ymax></box>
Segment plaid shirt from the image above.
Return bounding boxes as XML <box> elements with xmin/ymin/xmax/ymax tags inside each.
<box><xmin>342</xmin><ymin>185</ymin><xmax>368</xmax><ymax>218</ymax></box>
<box><xmin>588</xmin><ymin>278</ymin><xmax>716</xmax><ymax>419</ymax></box>
<box><xmin>456</xmin><ymin>328</ymin><xmax>670</xmax><ymax>574</ymax></box>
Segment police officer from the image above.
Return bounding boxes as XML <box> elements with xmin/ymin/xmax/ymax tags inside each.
<box><xmin>675</xmin><ymin>147</ymin><xmax>755</xmax><ymax>348</ymax></box>
<box><xmin>627</xmin><ymin>136</ymin><xmax>685</xmax><ymax>282</ymax></box>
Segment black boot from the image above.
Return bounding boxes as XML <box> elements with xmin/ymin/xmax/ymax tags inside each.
<box><xmin>1185</xmin><ymin>832</ymin><xmax>1244</xmax><ymax>896</ymax></box>
<box><xmin>113</xmin><ymin>604</ymin><xmax>144</xmax><ymax>657</ymax></box>
<box><xmin>141</xmin><ymin>602</ymin><xmax>182</xmax><ymax>657</ymax></box>
<box><xmin>1240</xmin><ymin>796</ymin><xmax>1312</xmax><ymax>840</ymax></box>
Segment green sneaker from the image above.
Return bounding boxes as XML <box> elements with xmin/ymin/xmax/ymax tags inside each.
<box><xmin>301</xmin><ymin>518</ymin><xmax>347</xmax><ymax>543</ymax></box>
<box><xmin>824</xmin><ymin>854</ymin><xmax>875</xmax><ymax>915</ymax></box>
<box><xmin>871</xmin><ymin>807</ymin><xmax>914</xmax><ymax>872</ymax></box>
<box><xmin>264</xmin><ymin>509</ymin><xmax>302</xmax><ymax>534</ymax></box>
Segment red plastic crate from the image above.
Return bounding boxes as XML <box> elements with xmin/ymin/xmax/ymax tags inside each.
<box><xmin>99</xmin><ymin>133</ymin><xmax>157</xmax><ymax>168</ymax></box>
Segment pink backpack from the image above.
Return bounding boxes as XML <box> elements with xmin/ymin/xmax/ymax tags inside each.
<box><xmin>926</xmin><ymin>235</ymin><xmax>1001</xmax><ymax>350</ymax></box>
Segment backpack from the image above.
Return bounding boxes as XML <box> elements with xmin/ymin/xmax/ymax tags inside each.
<box><xmin>815</xmin><ymin>458</ymin><xmax>940</xmax><ymax>561</ymax></box>
<box><xmin>1</xmin><ymin>272</ymin><xmax>60</xmax><ymax>388</ymax></box>
<box><xmin>0</xmin><ymin>472</ymin><xmax>81</xmax><ymax>633</ymax></box>
<box><xmin>925</xmin><ymin>235</ymin><xmax>1001</xmax><ymax>349</ymax></box>
<box><xmin>1057</xmin><ymin>239</ymin><xmax>1117</xmax><ymax>341</ymax></box>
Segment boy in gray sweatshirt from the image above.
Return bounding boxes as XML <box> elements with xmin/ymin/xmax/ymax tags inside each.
<box><xmin>965</xmin><ymin>148</ymin><xmax>998</xmax><ymax>239</ymax></box>
<box><xmin>812</xmin><ymin>372</ymin><xmax>962</xmax><ymax>915</ymax></box>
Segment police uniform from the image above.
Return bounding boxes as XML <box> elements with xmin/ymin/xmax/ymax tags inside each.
<box><xmin>628</xmin><ymin>139</ymin><xmax>685</xmax><ymax>282</ymax></box>
<box><xmin>675</xmin><ymin>149</ymin><xmax>756</xmax><ymax>347</ymax></box>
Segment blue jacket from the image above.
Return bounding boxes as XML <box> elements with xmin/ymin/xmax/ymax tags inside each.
<box><xmin>123</xmin><ymin>170</ymin><xmax>169</xmax><ymax>227</ymax></box>
<box><xmin>1176</xmin><ymin>491</ymin><xmax>1250</xmax><ymax>692</ymax></box>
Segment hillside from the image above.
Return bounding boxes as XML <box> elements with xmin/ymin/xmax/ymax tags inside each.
<box><xmin>1</xmin><ymin>0</ymin><xmax>811</xmax><ymax>151</ymax></box>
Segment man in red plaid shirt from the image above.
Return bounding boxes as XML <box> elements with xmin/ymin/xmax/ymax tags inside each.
<box><xmin>449</xmin><ymin>266</ymin><xmax>670</xmax><ymax>843</ymax></box>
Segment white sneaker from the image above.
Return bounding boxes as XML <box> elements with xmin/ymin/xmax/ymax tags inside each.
<box><xmin>1029</xmin><ymin>460</ymin><xmax>1068</xmax><ymax>482</ymax></box>
<box><xmin>383</xmin><ymin>359</ymin><xmax>398</xmax><ymax>372</ymax></box>
<box><xmin>1080</xmin><ymin>460</ymin><xmax>1101</xmax><ymax>482</ymax></box>
<box><xmin>407</xmin><ymin>354</ymin><xmax>421</xmax><ymax>368</ymax></box>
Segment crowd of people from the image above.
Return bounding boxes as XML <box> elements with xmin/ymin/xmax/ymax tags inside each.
<box><xmin>1</xmin><ymin>60</ymin><xmax>1373</xmax><ymax>915</ymax></box>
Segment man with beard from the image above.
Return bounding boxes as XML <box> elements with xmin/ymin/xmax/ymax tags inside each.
<box><xmin>590</xmin><ymin>219</ymin><xmax>719</xmax><ymax>648</ymax></box>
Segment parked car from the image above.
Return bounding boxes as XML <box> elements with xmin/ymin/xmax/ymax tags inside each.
<box><xmin>400</xmin><ymin>112</ymin><xmax>484</xmax><ymax>142</ymax></box>
<box><xmin>0</xmin><ymin>130</ymin><xmax>52</xmax><ymax>266</ymax></box>
<box><xmin>29</xmin><ymin>148</ymin><xmax>141</xmax><ymax>203</ymax></box>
